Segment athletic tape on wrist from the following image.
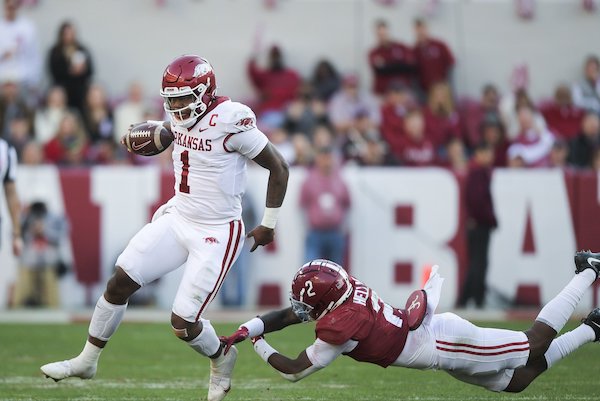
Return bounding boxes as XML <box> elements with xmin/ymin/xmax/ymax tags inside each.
<box><xmin>242</xmin><ymin>317</ymin><xmax>265</xmax><ymax>338</ymax></box>
<box><xmin>253</xmin><ymin>338</ymin><xmax>277</xmax><ymax>363</ymax></box>
<box><xmin>261</xmin><ymin>207</ymin><xmax>280</xmax><ymax>229</ymax></box>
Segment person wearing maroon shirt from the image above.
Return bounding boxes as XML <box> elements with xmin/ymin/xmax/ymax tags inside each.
<box><xmin>247</xmin><ymin>45</ymin><xmax>301</xmax><ymax>115</ymax></box>
<box><xmin>423</xmin><ymin>81</ymin><xmax>462</xmax><ymax>155</ymax></box>
<box><xmin>457</xmin><ymin>143</ymin><xmax>497</xmax><ymax>309</ymax></box>
<box><xmin>540</xmin><ymin>84</ymin><xmax>585</xmax><ymax>140</ymax></box>
<box><xmin>413</xmin><ymin>18</ymin><xmax>455</xmax><ymax>94</ymax></box>
<box><xmin>461</xmin><ymin>84</ymin><xmax>501</xmax><ymax>149</ymax></box>
<box><xmin>397</xmin><ymin>109</ymin><xmax>436</xmax><ymax>166</ymax></box>
<box><xmin>221</xmin><ymin>256</ymin><xmax>600</xmax><ymax>394</ymax></box>
<box><xmin>368</xmin><ymin>20</ymin><xmax>416</xmax><ymax>96</ymax></box>
<box><xmin>480</xmin><ymin>117</ymin><xmax>509</xmax><ymax>167</ymax></box>
<box><xmin>379</xmin><ymin>82</ymin><xmax>415</xmax><ymax>157</ymax></box>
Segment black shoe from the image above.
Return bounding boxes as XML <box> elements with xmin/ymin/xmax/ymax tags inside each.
<box><xmin>582</xmin><ymin>308</ymin><xmax>600</xmax><ymax>342</ymax></box>
<box><xmin>574</xmin><ymin>250</ymin><xmax>600</xmax><ymax>279</ymax></box>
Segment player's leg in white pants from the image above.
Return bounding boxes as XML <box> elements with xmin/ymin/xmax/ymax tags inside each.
<box><xmin>41</xmin><ymin>213</ymin><xmax>188</xmax><ymax>381</ymax></box>
<box><xmin>395</xmin><ymin>313</ymin><xmax>530</xmax><ymax>392</ymax></box>
<box><xmin>169</xmin><ymin>219</ymin><xmax>244</xmax><ymax>401</ymax></box>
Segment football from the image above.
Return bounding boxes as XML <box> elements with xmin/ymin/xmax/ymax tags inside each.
<box><xmin>123</xmin><ymin>121</ymin><xmax>174</xmax><ymax>156</ymax></box>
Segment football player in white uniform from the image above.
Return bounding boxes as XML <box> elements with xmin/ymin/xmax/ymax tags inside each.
<box><xmin>222</xmin><ymin>252</ymin><xmax>600</xmax><ymax>394</ymax></box>
<box><xmin>41</xmin><ymin>55</ymin><xmax>289</xmax><ymax>401</ymax></box>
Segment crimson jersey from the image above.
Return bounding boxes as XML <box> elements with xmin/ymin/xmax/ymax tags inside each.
<box><xmin>315</xmin><ymin>277</ymin><xmax>408</xmax><ymax>367</ymax></box>
<box><xmin>369</xmin><ymin>42</ymin><xmax>416</xmax><ymax>95</ymax></box>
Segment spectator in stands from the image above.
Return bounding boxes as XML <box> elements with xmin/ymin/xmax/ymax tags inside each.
<box><xmin>500</xmin><ymin>88</ymin><xmax>547</xmax><ymax>140</ymax></box>
<box><xmin>0</xmin><ymin>74</ymin><xmax>34</xmax><ymax>141</ymax></box>
<box><xmin>461</xmin><ymin>83</ymin><xmax>501</xmax><ymax>149</ymax></box>
<box><xmin>283</xmin><ymin>83</ymin><xmax>328</xmax><ymax>139</ymax></box>
<box><xmin>291</xmin><ymin>133</ymin><xmax>314</xmax><ymax>167</ymax></box>
<box><xmin>13</xmin><ymin>201</ymin><xmax>68</xmax><ymax>308</ymax></box>
<box><xmin>413</xmin><ymin>18</ymin><xmax>454</xmax><ymax>96</ymax></box>
<box><xmin>0</xmin><ymin>137</ymin><xmax>22</xmax><ymax>258</ymax></box>
<box><xmin>507</xmin><ymin>104</ymin><xmax>555</xmax><ymax>167</ymax></box>
<box><xmin>507</xmin><ymin>152</ymin><xmax>526</xmax><ymax>168</ymax></box>
<box><xmin>572</xmin><ymin>55</ymin><xmax>600</xmax><ymax>114</ymax></box>
<box><xmin>20</xmin><ymin>140</ymin><xmax>43</xmax><ymax>165</ymax></box>
<box><xmin>48</xmin><ymin>21</ymin><xmax>94</xmax><ymax>113</ymax></box>
<box><xmin>445</xmin><ymin>136</ymin><xmax>468</xmax><ymax>174</ymax></box>
<box><xmin>423</xmin><ymin>81</ymin><xmax>462</xmax><ymax>159</ymax></box>
<box><xmin>480</xmin><ymin>117</ymin><xmax>509</xmax><ymax>167</ymax></box>
<box><xmin>300</xmin><ymin>145</ymin><xmax>350</xmax><ymax>265</ymax></box>
<box><xmin>34</xmin><ymin>86</ymin><xmax>70</xmax><ymax>145</ymax></box>
<box><xmin>457</xmin><ymin>142</ymin><xmax>497</xmax><ymax>309</ymax></box>
<box><xmin>368</xmin><ymin>19</ymin><xmax>416</xmax><ymax>96</ymax></box>
<box><xmin>0</xmin><ymin>0</ymin><xmax>41</xmax><ymax>95</ymax></box>
<box><xmin>113</xmin><ymin>81</ymin><xmax>145</xmax><ymax>144</ymax></box>
<box><xmin>540</xmin><ymin>84</ymin><xmax>585</xmax><ymax>140</ymax></box>
<box><xmin>342</xmin><ymin>109</ymin><xmax>388</xmax><ymax>166</ymax></box>
<box><xmin>43</xmin><ymin>111</ymin><xmax>88</xmax><ymax>165</ymax></box>
<box><xmin>569</xmin><ymin>111</ymin><xmax>600</xmax><ymax>168</ymax></box>
<box><xmin>268</xmin><ymin>127</ymin><xmax>296</xmax><ymax>166</ymax></box>
<box><xmin>397</xmin><ymin>109</ymin><xmax>435</xmax><ymax>166</ymax></box>
<box><xmin>549</xmin><ymin>139</ymin><xmax>569</xmax><ymax>169</ymax></box>
<box><xmin>310</xmin><ymin>59</ymin><xmax>341</xmax><ymax>102</ymax></box>
<box><xmin>6</xmin><ymin>113</ymin><xmax>31</xmax><ymax>157</ymax></box>
<box><xmin>81</xmin><ymin>83</ymin><xmax>114</xmax><ymax>143</ymax></box>
<box><xmin>247</xmin><ymin>44</ymin><xmax>301</xmax><ymax>127</ymax></box>
<box><xmin>328</xmin><ymin>74</ymin><xmax>380</xmax><ymax>135</ymax></box>
<box><xmin>312</xmin><ymin>124</ymin><xmax>336</xmax><ymax>150</ymax></box>
<box><xmin>380</xmin><ymin>82</ymin><xmax>416</xmax><ymax>159</ymax></box>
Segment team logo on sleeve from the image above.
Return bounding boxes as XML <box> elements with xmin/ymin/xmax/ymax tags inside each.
<box><xmin>236</xmin><ymin>117</ymin><xmax>255</xmax><ymax>128</ymax></box>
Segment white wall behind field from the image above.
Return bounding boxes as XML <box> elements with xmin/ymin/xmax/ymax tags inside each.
<box><xmin>12</xmin><ymin>0</ymin><xmax>600</xmax><ymax>101</ymax></box>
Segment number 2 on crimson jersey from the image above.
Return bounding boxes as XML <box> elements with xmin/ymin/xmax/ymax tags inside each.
<box><xmin>179</xmin><ymin>150</ymin><xmax>190</xmax><ymax>193</ymax></box>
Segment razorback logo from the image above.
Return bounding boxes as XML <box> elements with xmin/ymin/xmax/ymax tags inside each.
<box><xmin>204</xmin><ymin>237</ymin><xmax>219</xmax><ymax>244</ymax></box>
<box><xmin>236</xmin><ymin>118</ymin><xmax>254</xmax><ymax>127</ymax></box>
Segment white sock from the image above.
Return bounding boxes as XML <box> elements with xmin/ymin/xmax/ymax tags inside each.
<box><xmin>544</xmin><ymin>324</ymin><xmax>595</xmax><ymax>369</ymax></box>
<box><xmin>75</xmin><ymin>341</ymin><xmax>103</xmax><ymax>366</ymax></box>
<box><xmin>88</xmin><ymin>295</ymin><xmax>128</xmax><ymax>342</ymax></box>
<box><xmin>187</xmin><ymin>318</ymin><xmax>220</xmax><ymax>357</ymax></box>
<box><xmin>536</xmin><ymin>269</ymin><xmax>595</xmax><ymax>332</ymax></box>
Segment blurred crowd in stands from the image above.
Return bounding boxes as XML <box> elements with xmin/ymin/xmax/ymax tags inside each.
<box><xmin>1</xmin><ymin>0</ymin><xmax>600</xmax><ymax>173</ymax></box>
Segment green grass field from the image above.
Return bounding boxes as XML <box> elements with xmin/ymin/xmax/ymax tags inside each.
<box><xmin>0</xmin><ymin>320</ymin><xmax>597</xmax><ymax>401</ymax></box>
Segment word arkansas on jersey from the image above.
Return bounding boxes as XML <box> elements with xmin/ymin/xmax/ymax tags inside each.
<box><xmin>175</xmin><ymin>132</ymin><xmax>212</xmax><ymax>151</ymax></box>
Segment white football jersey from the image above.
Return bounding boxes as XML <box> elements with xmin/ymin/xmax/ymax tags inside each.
<box><xmin>169</xmin><ymin>98</ymin><xmax>268</xmax><ymax>224</ymax></box>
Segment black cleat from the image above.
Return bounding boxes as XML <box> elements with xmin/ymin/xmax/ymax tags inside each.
<box><xmin>574</xmin><ymin>250</ymin><xmax>600</xmax><ymax>279</ymax></box>
<box><xmin>582</xmin><ymin>308</ymin><xmax>600</xmax><ymax>342</ymax></box>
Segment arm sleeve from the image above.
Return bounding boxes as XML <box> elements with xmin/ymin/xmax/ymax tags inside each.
<box><xmin>305</xmin><ymin>338</ymin><xmax>358</xmax><ymax>368</ymax></box>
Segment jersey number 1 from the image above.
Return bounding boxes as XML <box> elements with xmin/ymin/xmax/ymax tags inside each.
<box><xmin>179</xmin><ymin>150</ymin><xmax>190</xmax><ymax>193</ymax></box>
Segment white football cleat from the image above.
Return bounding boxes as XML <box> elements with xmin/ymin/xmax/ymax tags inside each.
<box><xmin>40</xmin><ymin>359</ymin><xmax>97</xmax><ymax>382</ymax></box>
<box><xmin>208</xmin><ymin>346</ymin><xmax>237</xmax><ymax>401</ymax></box>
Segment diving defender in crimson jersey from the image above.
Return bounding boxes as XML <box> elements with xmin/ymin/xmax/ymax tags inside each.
<box><xmin>222</xmin><ymin>255</ymin><xmax>600</xmax><ymax>393</ymax></box>
<box><xmin>41</xmin><ymin>55</ymin><xmax>289</xmax><ymax>401</ymax></box>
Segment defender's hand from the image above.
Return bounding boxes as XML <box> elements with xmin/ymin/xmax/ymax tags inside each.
<box><xmin>219</xmin><ymin>327</ymin><xmax>249</xmax><ymax>355</ymax></box>
<box><xmin>246</xmin><ymin>225</ymin><xmax>274</xmax><ymax>252</ymax></box>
